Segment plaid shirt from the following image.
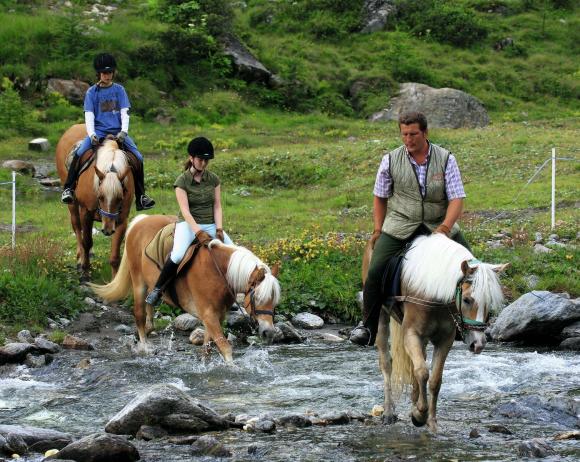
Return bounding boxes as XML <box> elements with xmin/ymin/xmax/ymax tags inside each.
<box><xmin>373</xmin><ymin>144</ymin><xmax>466</xmax><ymax>200</ymax></box>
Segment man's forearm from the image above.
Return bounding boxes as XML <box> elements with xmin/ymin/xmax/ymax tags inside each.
<box><xmin>373</xmin><ymin>196</ymin><xmax>387</xmax><ymax>231</ymax></box>
<box><xmin>442</xmin><ymin>198</ymin><xmax>464</xmax><ymax>229</ymax></box>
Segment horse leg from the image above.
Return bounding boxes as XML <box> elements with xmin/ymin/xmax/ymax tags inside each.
<box><xmin>376</xmin><ymin>309</ymin><xmax>397</xmax><ymax>424</ymax></box>
<box><xmin>426</xmin><ymin>335</ymin><xmax>454</xmax><ymax>433</ymax></box>
<box><xmin>145</xmin><ymin>303</ymin><xmax>154</xmax><ymax>335</ymax></box>
<box><xmin>202</xmin><ymin>314</ymin><xmax>233</xmax><ymax>364</ymax></box>
<box><xmin>68</xmin><ymin>204</ymin><xmax>83</xmax><ymax>268</ymax></box>
<box><xmin>404</xmin><ymin>332</ymin><xmax>429</xmax><ymax>427</ymax></box>
<box><xmin>109</xmin><ymin>220</ymin><xmax>127</xmax><ymax>277</ymax></box>
<box><xmin>79</xmin><ymin>209</ymin><xmax>94</xmax><ymax>281</ymax></box>
<box><xmin>133</xmin><ymin>280</ymin><xmax>152</xmax><ymax>354</ymax></box>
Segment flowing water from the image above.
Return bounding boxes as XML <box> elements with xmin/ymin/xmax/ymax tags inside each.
<box><xmin>1</xmin><ymin>333</ymin><xmax>579</xmax><ymax>461</ymax></box>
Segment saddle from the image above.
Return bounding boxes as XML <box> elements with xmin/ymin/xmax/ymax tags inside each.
<box><xmin>144</xmin><ymin>222</ymin><xmax>203</xmax><ymax>306</ymax></box>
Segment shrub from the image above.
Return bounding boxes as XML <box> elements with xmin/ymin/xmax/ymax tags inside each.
<box><xmin>124</xmin><ymin>78</ymin><xmax>163</xmax><ymax>119</ymax></box>
<box><xmin>0</xmin><ymin>77</ymin><xmax>40</xmax><ymax>137</ymax></box>
<box><xmin>42</xmin><ymin>91</ymin><xmax>79</xmax><ymax>123</ymax></box>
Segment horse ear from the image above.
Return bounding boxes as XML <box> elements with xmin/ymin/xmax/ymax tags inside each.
<box><xmin>461</xmin><ymin>260</ymin><xmax>476</xmax><ymax>275</ymax></box>
<box><xmin>94</xmin><ymin>166</ymin><xmax>105</xmax><ymax>181</ymax></box>
<box><xmin>118</xmin><ymin>168</ymin><xmax>130</xmax><ymax>183</ymax></box>
<box><xmin>492</xmin><ymin>263</ymin><xmax>510</xmax><ymax>273</ymax></box>
<box><xmin>271</xmin><ymin>263</ymin><xmax>280</xmax><ymax>278</ymax></box>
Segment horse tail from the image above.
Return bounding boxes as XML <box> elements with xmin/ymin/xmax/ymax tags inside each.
<box><xmin>390</xmin><ymin>319</ymin><xmax>415</xmax><ymax>390</ymax></box>
<box><xmin>88</xmin><ymin>243</ymin><xmax>132</xmax><ymax>302</ymax></box>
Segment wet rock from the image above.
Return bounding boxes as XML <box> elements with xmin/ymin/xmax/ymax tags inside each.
<box><xmin>553</xmin><ymin>430</ymin><xmax>580</xmax><ymax>440</ymax></box>
<box><xmin>517</xmin><ymin>438</ymin><xmax>555</xmax><ymax>458</ymax></box>
<box><xmin>226</xmin><ymin>311</ymin><xmax>251</xmax><ymax>333</ymax></box>
<box><xmin>469</xmin><ymin>428</ymin><xmax>481</xmax><ymax>438</ymax></box>
<box><xmin>5</xmin><ymin>433</ymin><xmax>28</xmax><ymax>455</ymax></box>
<box><xmin>559</xmin><ymin>337</ymin><xmax>580</xmax><ymax>351</ymax></box>
<box><xmin>243</xmin><ymin>417</ymin><xmax>276</xmax><ymax>433</ymax></box>
<box><xmin>370</xmin><ymin>82</ymin><xmax>489</xmax><ymax>129</ymax></box>
<box><xmin>318</xmin><ymin>333</ymin><xmax>345</xmax><ymax>342</ymax></box>
<box><xmin>28</xmin><ymin>138</ymin><xmax>50</xmax><ymax>152</ymax></box>
<box><xmin>492</xmin><ymin>395</ymin><xmax>579</xmax><ymax>429</ymax></box>
<box><xmin>0</xmin><ymin>342</ymin><xmax>39</xmax><ymax>365</ymax></box>
<box><xmin>488</xmin><ymin>424</ymin><xmax>512</xmax><ymax>434</ymax></box>
<box><xmin>173</xmin><ymin>313</ymin><xmax>201</xmax><ymax>332</ymax></box>
<box><xmin>113</xmin><ymin>324</ymin><xmax>133</xmax><ymax>334</ymax></box>
<box><xmin>62</xmin><ymin>334</ymin><xmax>94</xmax><ymax>351</ymax></box>
<box><xmin>273</xmin><ymin>322</ymin><xmax>303</xmax><ymax>343</ymax></box>
<box><xmin>34</xmin><ymin>337</ymin><xmax>61</xmax><ymax>354</ymax></box>
<box><xmin>2</xmin><ymin>160</ymin><xmax>35</xmax><ymax>176</ymax></box>
<box><xmin>16</xmin><ymin>330</ymin><xmax>34</xmax><ymax>344</ymax></box>
<box><xmin>276</xmin><ymin>414</ymin><xmax>313</xmax><ymax>428</ymax></box>
<box><xmin>54</xmin><ymin>433</ymin><xmax>139</xmax><ymax>462</ymax></box>
<box><xmin>489</xmin><ymin>291</ymin><xmax>580</xmax><ymax>344</ymax></box>
<box><xmin>136</xmin><ymin>425</ymin><xmax>168</xmax><ymax>441</ymax></box>
<box><xmin>24</xmin><ymin>353</ymin><xmax>47</xmax><ymax>368</ymax></box>
<box><xmin>317</xmin><ymin>412</ymin><xmax>350</xmax><ymax>425</ymax></box>
<box><xmin>104</xmin><ymin>383</ymin><xmax>229</xmax><ymax>436</ymax></box>
<box><xmin>165</xmin><ymin>435</ymin><xmax>199</xmax><ymax>445</ymax></box>
<box><xmin>560</xmin><ymin>320</ymin><xmax>580</xmax><ymax>339</ymax></box>
<box><xmin>189</xmin><ymin>328</ymin><xmax>205</xmax><ymax>345</ymax></box>
<box><xmin>76</xmin><ymin>358</ymin><xmax>91</xmax><ymax>369</ymax></box>
<box><xmin>190</xmin><ymin>435</ymin><xmax>232</xmax><ymax>458</ymax></box>
<box><xmin>0</xmin><ymin>425</ymin><xmax>71</xmax><ymax>452</ymax></box>
<box><xmin>291</xmin><ymin>313</ymin><xmax>324</xmax><ymax>329</ymax></box>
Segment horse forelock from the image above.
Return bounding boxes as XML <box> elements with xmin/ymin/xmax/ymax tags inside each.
<box><xmin>226</xmin><ymin>247</ymin><xmax>279</xmax><ymax>304</ymax></box>
<box><xmin>254</xmin><ymin>273</ymin><xmax>281</xmax><ymax>306</ymax></box>
<box><xmin>94</xmin><ymin>143</ymin><xmax>128</xmax><ymax>197</ymax></box>
<box><xmin>402</xmin><ymin>234</ymin><xmax>473</xmax><ymax>302</ymax></box>
<box><xmin>471</xmin><ymin>264</ymin><xmax>504</xmax><ymax>313</ymax></box>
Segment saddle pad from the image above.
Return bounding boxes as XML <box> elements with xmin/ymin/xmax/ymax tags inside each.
<box><xmin>144</xmin><ymin>222</ymin><xmax>200</xmax><ymax>275</ymax></box>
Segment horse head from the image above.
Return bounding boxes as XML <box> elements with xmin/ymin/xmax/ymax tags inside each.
<box><xmin>459</xmin><ymin>260</ymin><xmax>510</xmax><ymax>354</ymax></box>
<box><xmin>243</xmin><ymin>263</ymin><xmax>280</xmax><ymax>343</ymax></box>
<box><xmin>94</xmin><ymin>140</ymin><xmax>130</xmax><ymax>236</ymax></box>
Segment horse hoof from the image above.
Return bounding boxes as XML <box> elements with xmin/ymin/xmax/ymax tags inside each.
<box><xmin>411</xmin><ymin>414</ymin><xmax>427</xmax><ymax>427</ymax></box>
<box><xmin>382</xmin><ymin>414</ymin><xmax>398</xmax><ymax>425</ymax></box>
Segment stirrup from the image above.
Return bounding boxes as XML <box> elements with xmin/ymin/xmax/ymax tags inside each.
<box><xmin>136</xmin><ymin>194</ymin><xmax>155</xmax><ymax>211</ymax></box>
<box><xmin>61</xmin><ymin>188</ymin><xmax>75</xmax><ymax>204</ymax></box>
<box><xmin>145</xmin><ymin>287</ymin><xmax>162</xmax><ymax>306</ymax></box>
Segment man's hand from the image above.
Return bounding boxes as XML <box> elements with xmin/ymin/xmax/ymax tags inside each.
<box><xmin>90</xmin><ymin>134</ymin><xmax>99</xmax><ymax>146</ymax></box>
<box><xmin>370</xmin><ymin>229</ymin><xmax>382</xmax><ymax>249</ymax></box>
<box><xmin>195</xmin><ymin>230</ymin><xmax>213</xmax><ymax>246</ymax></box>
<box><xmin>434</xmin><ymin>224</ymin><xmax>451</xmax><ymax>237</ymax></box>
<box><xmin>216</xmin><ymin>228</ymin><xmax>224</xmax><ymax>242</ymax></box>
<box><xmin>116</xmin><ymin>131</ymin><xmax>128</xmax><ymax>144</ymax></box>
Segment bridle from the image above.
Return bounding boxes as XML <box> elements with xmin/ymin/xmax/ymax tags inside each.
<box><xmin>96</xmin><ymin>164</ymin><xmax>127</xmax><ymax>221</ymax></box>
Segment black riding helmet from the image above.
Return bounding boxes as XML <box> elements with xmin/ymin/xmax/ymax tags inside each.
<box><xmin>187</xmin><ymin>137</ymin><xmax>214</xmax><ymax>160</ymax></box>
<box><xmin>94</xmin><ymin>53</ymin><xmax>117</xmax><ymax>73</ymax></box>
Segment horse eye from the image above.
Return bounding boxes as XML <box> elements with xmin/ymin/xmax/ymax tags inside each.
<box><xmin>463</xmin><ymin>297</ymin><xmax>471</xmax><ymax>305</ymax></box>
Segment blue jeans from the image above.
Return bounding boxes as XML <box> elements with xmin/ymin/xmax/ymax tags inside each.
<box><xmin>170</xmin><ymin>222</ymin><xmax>234</xmax><ymax>264</ymax></box>
<box><xmin>76</xmin><ymin>133</ymin><xmax>142</xmax><ymax>161</ymax></box>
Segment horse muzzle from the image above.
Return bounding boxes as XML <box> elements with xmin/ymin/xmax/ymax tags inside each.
<box><xmin>467</xmin><ymin>332</ymin><xmax>487</xmax><ymax>354</ymax></box>
<box><xmin>258</xmin><ymin>322</ymin><xmax>276</xmax><ymax>344</ymax></box>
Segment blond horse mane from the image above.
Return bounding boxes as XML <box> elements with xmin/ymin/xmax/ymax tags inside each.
<box><xmin>209</xmin><ymin>240</ymin><xmax>281</xmax><ymax>306</ymax></box>
<box><xmin>93</xmin><ymin>139</ymin><xmax>128</xmax><ymax>197</ymax></box>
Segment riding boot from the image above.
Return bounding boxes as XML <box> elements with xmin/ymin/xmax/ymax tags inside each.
<box><xmin>145</xmin><ymin>257</ymin><xmax>179</xmax><ymax>307</ymax></box>
<box><xmin>349</xmin><ymin>284</ymin><xmax>380</xmax><ymax>346</ymax></box>
<box><xmin>133</xmin><ymin>159</ymin><xmax>155</xmax><ymax>211</ymax></box>
<box><xmin>61</xmin><ymin>154</ymin><xmax>82</xmax><ymax>204</ymax></box>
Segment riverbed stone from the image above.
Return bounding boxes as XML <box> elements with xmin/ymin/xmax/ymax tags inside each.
<box><xmin>34</xmin><ymin>337</ymin><xmax>61</xmax><ymax>354</ymax></box>
<box><xmin>489</xmin><ymin>291</ymin><xmax>580</xmax><ymax>343</ymax></box>
<box><xmin>17</xmin><ymin>330</ymin><xmax>34</xmax><ymax>344</ymax></box>
<box><xmin>559</xmin><ymin>337</ymin><xmax>580</xmax><ymax>350</ymax></box>
<box><xmin>189</xmin><ymin>328</ymin><xmax>205</xmax><ymax>345</ymax></box>
<box><xmin>24</xmin><ymin>353</ymin><xmax>47</xmax><ymax>368</ymax></box>
<box><xmin>291</xmin><ymin>313</ymin><xmax>324</xmax><ymax>329</ymax></box>
<box><xmin>173</xmin><ymin>313</ymin><xmax>201</xmax><ymax>332</ymax></box>
<box><xmin>276</xmin><ymin>414</ymin><xmax>313</xmax><ymax>428</ymax></box>
<box><xmin>0</xmin><ymin>342</ymin><xmax>39</xmax><ymax>365</ymax></box>
<box><xmin>52</xmin><ymin>433</ymin><xmax>139</xmax><ymax>462</ymax></box>
<box><xmin>517</xmin><ymin>438</ymin><xmax>555</xmax><ymax>458</ymax></box>
<box><xmin>273</xmin><ymin>322</ymin><xmax>303</xmax><ymax>343</ymax></box>
<box><xmin>0</xmin><ymin>425</ymin><xmax>71</xmax><ymax>452</ymax></box>
<box><xmin>136</xmin><ymin>425</ymin><xmax>168</xmax><ymax>441</ymax></box>
<box><xmin>226</xmin><ymin>311</ymin><xmax>252</xmax><ymax>333</ymax></box>
<box><xmin>560</xmin><ymin>320</ymin><xmax>580</xmax><ymax>339</ymax></box>
<box><xmin>105</xmin><ymin>383</ymin><xmax>229</xmax><ymax>436</ymax></box>
<box><xmin>190</xmin><ymin>435</ymin><xmax>232</xmax><ymax>458</ymax></box>
<box><xmin>491</xmin><ymin>395</ymin><xmax>579</xmax><ymax>429</ymax></box>
<box><xmin>5</xmin><ymin>433</ymin><xmax>28</xmax><ymax>455</ymax></box>
<box><xmin>62</xmin><ymin>334</ymin><xmax>94</xmax><ymax>350</ymax></box>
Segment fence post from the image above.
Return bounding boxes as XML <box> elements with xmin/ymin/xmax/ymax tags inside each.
<box><xmin>12</xmin><ymin>170</ymin><xmax>16</xmax><ymax>249</ymax></box>
<box><xmin>551</xmin><ymin>147</ymin><xmax>556</xmax><ymax>230</ymax></box>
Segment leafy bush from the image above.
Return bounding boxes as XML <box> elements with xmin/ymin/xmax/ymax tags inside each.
<box><xmin>42</xmin><ymin>91</ymin><xmax>79</xmax><ymax>123</ymax></box>
<box><xmin>0</xmin><ymin>77</ymin><xmax>40</xmax><ymax>137</ymax></box>
<box><xmin>124</xmin><ymin>77</ymin><xmax>163</xmax><ymax>119</ymax></box>
<box><xmin>0</xmin><ymin>238</ymin><xmax>84</xmax><ymax>326</ymax></box>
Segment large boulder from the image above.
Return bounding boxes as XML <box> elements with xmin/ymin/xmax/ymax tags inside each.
<box><xmin>0</xmin><ymin>342</ymin><xmax>39</xmax><ymax>365</ymax></box>
<box><xmin>105</xmin><ymin>384</ymin><xmax>229</xmax><ymax>436</ymax></box>
<box><xmin>2</xmin><ymin>160</ymin><xmax>35</xmax><ymax>176</ymax></box>
<box><xmin>52</xmin><ymin>433</ymin><xmax>139</xmax><ymax>462</ymax></box>
<box><xmin>47</xmin><ymin>78</ymin><xmax>90</xmax><ymax>105</ymax></box>
<box><xmin>360</xmin><ymin>0</ymin><xmax>397</xmax><ymax>33</ymax></box>
<box><xmin>491</xmin><ymin>395</ymin><xmax>579</xmax><ymax>429</ymax></box>
<box><xmin>489</xmin><ymin>291</ymin><xmax>580</xmax><ymax>344</ymax></box>
<box><xmin>0</xmin><ymin>424</ymin><xmax>71</xmax><ymax>452</ymax></box>
<box><xmin>370</xmin><ymin>82</ymin><xmax>490</xmax><ymax>128</ymax></box>
<box><xmin>222</xmin><ymin>34</ymin><xmax>277</xmax><ymax>87</ymax></box>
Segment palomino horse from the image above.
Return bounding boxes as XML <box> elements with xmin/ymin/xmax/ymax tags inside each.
<box><xmin>89</xmin><ymin>215</ymin><xmax>280</xmax><ymax>364</ymax></box>
<box><xmin>56</xmin><ymin>124</ymin><xmax>134</xmax><ymax>280</ymax></box>
<box><xmin>363</xmin><ymin>233</ymin><xmax>508</xmax><ymax>432</ymax></box>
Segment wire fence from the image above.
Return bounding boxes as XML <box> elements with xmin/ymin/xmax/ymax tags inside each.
<box><xmin>0</xmin><ymin>171</ymin><xmax>17</xmax><ymax>249</ymax></box>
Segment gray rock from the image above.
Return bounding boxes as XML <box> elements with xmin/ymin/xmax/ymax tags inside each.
<box><xmin>24</xmin><ymin>353</ymin><xmax>46</xmax><ymax>368</ymax></box>
<box><xmin>488</xmin><ymin>424</ymin><xmax>512</xmax><ymax>434</ymax></box>
<box><xmin>222</xmin><ymin>34</ymin><xmax>272</xmax><ymax>86</ymax></box>
<box><xmin>291</xmin><ymin>312</ymin><xmax>324</xmax><ymax>329</ymax></box>
<box><xmin>34</xmin><ymin>337</ymin><xmax>61</xmax><ymax>354</ymax></box>
<box><xmin>28</xmin><ymin>138</ymin><xmax>50</xmax><ymax>152</ymax></box>
<box><xmin>517</xmin><ymin>438</ymin><xmax>555</xmax><ymax>458</ymax></box>
<box><xmin>190</xmin><ymin>435</ymin><xmax>232</xmax><ymax>458</ymax></box>
<box><xmin>62</xmin><ymin>334</ymin><xmax>94</xmax><ymax>350</ymax></box>
<box><xmin>2</xmin><ymin>160</ymin><xmax>35</xmax><ymax>176</ymax></box>
<box><xmin>492</xmin><ymin>395</ymin><xmax>579</xmax><ymax>429</ymax></box>
<box><xmin>534</xmin><ymin>232</ymin><xmax>543</xmax><ymax>243</ymax></box>
<box><xmin>489</xmin><ymin>291</ymin><xmax>580</xmax><ymax>343</ymax></box>
<box><xmin>114</xmin><ymin>324</ymin><xmax>133</xmax><ymax>334</ymax></box>
<box><xmin>360</xmin><ymin>0</ymin><xmax>397</xmax><ymax>33</ymax></box>
<box><xmin>226</xmin><ymin>311</ymin><xmax>251</xmax><ymax>332</ymax></box>
<box><xmin>135</xmin><ymin>425</ymin><xmax>168</xmax><ymax>441</ymax></box>
<box><xmin>0</xmin><ymin>425</ymin><xmax>71</xmax><ymax>450</ymax></box>
<box><xmin>173</xmin><ymin>313</ymin><xmax>201</xmax><ymax>332</ymax></box>
<box><xmin>16</xmin><ymin>330</ymin><xmax>34</xmax><ymax>344</ymax></box>
<box><xmin>559</xmin><ymin>337</ymin><xmax>580</xmax><ymax>351</ymax></box>
<box><xmin>55</xmin><ymin>433</ymin><xmax>139</xmax><ymax>462</ymax></box>
<box><xmin>189</xmin><ymin>328</ymin><xmax>205</xmax><ymax>345</ymax></box>
<box><xmin>105</xmin><ymin>383</ymin><xmax>229</xmax><ymax>436</ymax></box>
<box><xmin>276</xmin><ymin>414</ymin><xmax>313</xmax><ymax>428</ymax></box>
<box><xmin>273</xmin><ymin>322</ymin><xmax>303</xmax><ymax>343</ymax></box>
<box><xmin>0</xmin><ymin>342</ymin><xmax>39</xmax><ymax>365</ymax></box>
<box><xmin>47</xmin><ymin>78</ymin><xmax>90</xmax><ymax>105</ymax></box>
<box><xmin>523</xmin><ymin>274</ymin><xmax>540</xmax><ymax>290</ymax></box>
<box><xmin>5</xmin><ymin>432</ymin><xmax>28</xmax><ymax>455</ymax></box>
<box><xmin>370</xmin><ymin>82</ymin><xmax>489</xmax><ymax>129</ymax></box>
<box><xmin>561</xmin><ymin>320</ymin><xmax>580</xmax><ymax>339</ymax></box>
<box><xmin>533</xmin><ymin>243</ymin><xmax>553</xmax><ymax>254</ymax></box>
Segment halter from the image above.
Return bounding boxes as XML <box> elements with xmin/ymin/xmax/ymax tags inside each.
<box><xmin>96</xmin><ymin>165</ymin><xmax>126</xmax><ymax>220</ymax></box>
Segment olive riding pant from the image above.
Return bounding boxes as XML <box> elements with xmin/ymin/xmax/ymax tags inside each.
<box><xmin>362</xmin><ymin>226</ymin><xmax>471</xmax><ymax>337</ymax></box>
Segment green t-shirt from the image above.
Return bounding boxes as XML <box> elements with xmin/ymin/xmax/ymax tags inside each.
<box><xmin>173</xmin><ymin>169</ymin><xmax>220</xmax><ymax>223</ymax></box>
